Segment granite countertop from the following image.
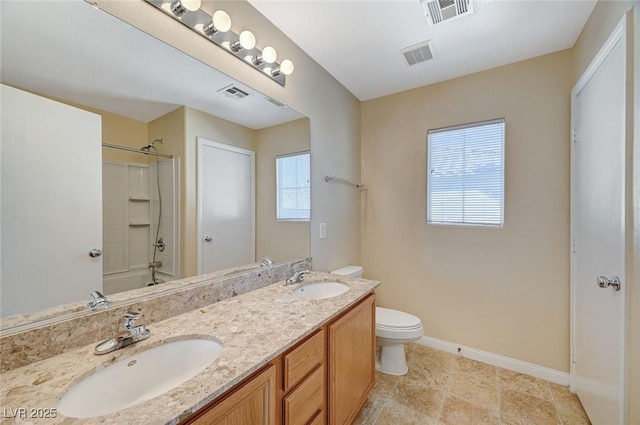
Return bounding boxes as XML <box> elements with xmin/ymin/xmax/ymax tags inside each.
<box><xmin>0</xmin><ymin>272</ymin><xmax>379</xmax><ymax>424</ymax></box>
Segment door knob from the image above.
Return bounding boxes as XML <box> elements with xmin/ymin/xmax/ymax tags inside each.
<box><xmin>204</xmin><ymin>236</ymin><xmax>213</xmax><ymax>242</ymax></box>
<box><xmin>89</xmin><ymin>249</ymin><xmax>103</xmax><ymax>258</ymax></box>
<box><xmin>596</xmin><ymin>276</ymin><xmax>621</xmax><ymax>291</ymax></box>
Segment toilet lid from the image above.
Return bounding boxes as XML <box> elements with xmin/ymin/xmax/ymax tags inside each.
<box><xmin>376</xmin><ymin>307</ymin><xmax>422</xmax><ymax>329</ymax></box>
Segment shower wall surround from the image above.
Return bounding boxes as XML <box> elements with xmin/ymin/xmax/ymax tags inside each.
<box><xmin>102</xmin><ymin>158</ymin><xmax>179</xmax><ymax>294</ymax></box>
<box><xmin>0</xmin><ymin>258</ymin><xmax>310</xmax><ymax>372</ymax></box>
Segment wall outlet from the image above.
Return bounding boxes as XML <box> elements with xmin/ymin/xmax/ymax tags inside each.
<box><xmin>319</xmin><ymin>223</ymin><xmax>327</xmax><ymax>239</ymax></box>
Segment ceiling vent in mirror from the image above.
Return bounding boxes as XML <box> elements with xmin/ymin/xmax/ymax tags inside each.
<box><xmin>401</xmin><ymin>41</ymin><xmax>434</xmax><ymax>66</ymax></box>
<box><xmin>420</xmin><ymin>0</ymin><xmax>473</xmax><ymax>26</ymax></box>
<box><xmin>218</xmin><ymin>84</ymin><xmax>249</xmax><ymax>100</ymax></box>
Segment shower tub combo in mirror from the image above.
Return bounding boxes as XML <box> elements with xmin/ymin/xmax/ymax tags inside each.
<box><xmin>102</xmin><ymin>139</ymin><xmax>180</xmax><ymax>294</ymax></box>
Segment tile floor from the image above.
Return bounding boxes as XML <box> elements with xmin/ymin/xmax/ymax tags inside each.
<box><xmin>354</xmin><ymin>343</ymin><xmax>591</xmax><ymax>425</ymax></box>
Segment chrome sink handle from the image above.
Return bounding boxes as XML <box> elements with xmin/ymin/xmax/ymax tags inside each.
<box><xmin>285</xmin><ymin>269</ymin><xmax>311</xmax><ymax>285</ymax></box>
<box><xmin>123</xmin><ymin>312</ymin><xmax>141</xmax><ymax>330</ymax></box>
<box><xmin>94</xmin><ymin>312</ymin><xmax>150</xmax><ymax>355</ymax></box>
<box><xmin>122</xmin><ymin>312</ymin><xmax>150</xmax><ymax>340</ymax></box>
<box><xmin>87</xmin><ymin>291</ymin><xmax>109</xmax><ymax>311</ymax></box>
<box><xmin>259</xmin><ymin>256</ymin><xmax>275</xmax><ymax>267</ymax></box>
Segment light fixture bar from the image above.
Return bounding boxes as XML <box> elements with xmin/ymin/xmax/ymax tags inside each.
<box><xmin>144</xmin><ymin>0</ymin><xmax>290</xmax><ymax>86</ymax></box>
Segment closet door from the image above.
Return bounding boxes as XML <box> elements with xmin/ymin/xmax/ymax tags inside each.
<box><xmin>570</xmin><ymin>20</ymin><xmax>627</xmax><ymax>425</ymax></box>
<box><xmin>197</xmin><ymin>138</ymin><xmax>255</xmax><ymax>274</ymax></box>
<box><xmin>1</xmin><ymin>85</ymin><xmax>103</xmax><ymax>316</ymax></box>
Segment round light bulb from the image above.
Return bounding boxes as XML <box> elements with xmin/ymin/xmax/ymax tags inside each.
<box><xmin>212</xmin><ymin>10</ymin><xmax>231</xmax><ymax>32</ymax></box>
<box><xmin>239</xmin><ymin>30</ymin><xmax>256</xmax><ymax>50</ymax></box>
<box><xmin>181</xmin><ymin>0</ymin><xmax>201</xmax><ymax>12</ymax></box>
<box><xmin>261</xmin><ymin>46</ymin><xmax>277</xmax><ymax>64</ymax></box>
<box><xmin>280</xmin><ymin>59</ymin><xmax>294</xmax><ymax>76</ymax></box>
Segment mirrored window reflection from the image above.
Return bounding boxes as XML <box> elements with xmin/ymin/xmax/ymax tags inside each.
<box><xmin>276</xmin><ymin>152</ymin><xmax>310</xmax><ymax>221</ymax></box>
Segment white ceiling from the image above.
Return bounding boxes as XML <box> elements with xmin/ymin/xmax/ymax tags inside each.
<box><xmin>0</xmin><ymin>0</ymin><xmax>303</xmax><ymax>129</ymax></box>
<box><xmin>249</xmin><ymin>0</ymin><xmax>597</xmax><ymax>101</ymax></box>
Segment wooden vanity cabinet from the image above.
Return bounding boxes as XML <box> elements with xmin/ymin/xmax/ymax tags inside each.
<box><xmin>282</xmin><ymin>328</ymin><xmax>325</xmax><ymax>425</ymax></box>
<box><xmin>183</xmin><ymin>364</ymin><xmax>276</xmax><ymax>425</ymax></box>
<box><xmin>328</xmin><ymin>294</ymin><xmax>376</xmax><ymax>425</ymax></box>
<box><xmin>181</xmin><ymin>293</ymin><xmax>375</xmax><ymax>425</ymax></box>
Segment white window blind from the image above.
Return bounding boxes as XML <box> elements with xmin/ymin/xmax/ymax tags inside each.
<box><xmin>427</xmin><ymin>119</ymin><xmax>505</xmax><ymax>226</ymax></box>
<box><xmin>276</xmin><ymin>152</ymin><xmax>310</xmax><ymax>221</ymax></box>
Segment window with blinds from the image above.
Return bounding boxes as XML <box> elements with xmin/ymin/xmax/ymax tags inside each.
<box><xmin>276</xmin><ymin>151</ymin><xmax>311</xmax><ymax>221</ymax></box>
<box><xmin>427</xmin><ymin>119</ymin><xmax>505</xmax><ymax>226</ymax></box>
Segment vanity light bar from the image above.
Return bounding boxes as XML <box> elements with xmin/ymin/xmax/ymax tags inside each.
<box><xmin>144</xmin><ymin>0</ymin><xmax>293</xmax><ymax>87</ymax></box>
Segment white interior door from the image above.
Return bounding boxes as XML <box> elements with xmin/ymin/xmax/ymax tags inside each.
<box><xmin>197</xmin><ymin>138</ymin><xmax>254</xmax><ymax>274</ymax></box>
<box><xmin>1</xmin><ymin>84</ymin><xmax>103</xmax><ymax>316</ymax></box>
<box><xmin>571</xmin><ymin>21</ymin><xmax>626</xmax><ymax>425</ymax></box>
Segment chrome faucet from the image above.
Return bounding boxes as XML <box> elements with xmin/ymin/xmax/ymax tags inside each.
<box><xmin>285</xmin><ymin>269</ymin><xmax>311</xmax><ymax>285</ymax></box>
<box><xmin>87</xmin><ymin>291</ymin><xmax>109</xmax><ymax>311</ymax></box>
<box><xmin>259</xmin><ymin>256</ymin><xmax>275</xmax><ymax>267</ymax></box>
<box><xmin>94</xmin><ymin>312</ymin><xmax>150</xmax><ymax>355</ymax></box>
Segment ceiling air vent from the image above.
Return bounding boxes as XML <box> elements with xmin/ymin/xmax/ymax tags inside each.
<box><xmin>217</xmin><ymin>84</ymin><xmax>249</xmax><ymax>100</ymax></box>
<box><xmin>420</xmin><ymin>0</ymin><xmax>473</xmax><ymax>26</ymax></box>
<box><xmin>401</xmin><ymin>41</ymin><xmax>434</xmax><ymax>66</ymax></box>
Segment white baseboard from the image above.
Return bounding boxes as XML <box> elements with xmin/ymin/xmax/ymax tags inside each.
<box><xmin>416</xmin><ymin>335</ymin><xmax>570</xmax><ymax>386</ymax></box>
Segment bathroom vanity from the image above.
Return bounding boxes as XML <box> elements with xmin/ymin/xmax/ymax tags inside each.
<box><xmin>0</xmin><ymin>270</ymin><xmax>379</xmax><ymax>425</ymax></box>
<box><xmin>182</xmin><ymin>294</ymin><xmax>375</xmax><ymax>425</ymax></box>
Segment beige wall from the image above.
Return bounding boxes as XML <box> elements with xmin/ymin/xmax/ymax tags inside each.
<box><xmin>632</xmin><ymin>8</ymin><xmax>639</xmax><ymax>425</ymax></box>
<box><xmin>631</xmin><ymin>7</ymin><xmax>639</xmax><ymax>424</ymax></box>
<box><xmin>98</xmin><ymin>109</ymin><xmax>148</xmax><ymax>164</ymax></box>
<box><xmin>572</xmin><ymin>2</ymin><xmax>638</xmax><ymax>422</ymax></box>
<box><xmin>255</xmin><ymin>118</ymin><xmax>311</xmax><ymax>263</ymax></box>
<box><xmin>361</xmin><ymin>50</ymin><xmax>573</xmax><ymax>372</ymax></box>
<box><xmin>95</xmin><ymin>0</ymin><xmax>362</xmax><ymax>273</ymax></box>
<box><xmin>148</xmin><ymin>107</ymin><xmax>186</xmax><ymax>277</ymax></box>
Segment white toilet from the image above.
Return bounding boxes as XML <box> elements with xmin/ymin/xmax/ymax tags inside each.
<box><xmin>331</xmin><ymin>265</ymin><xmax>424</xmax><ymax>376</ymax></box>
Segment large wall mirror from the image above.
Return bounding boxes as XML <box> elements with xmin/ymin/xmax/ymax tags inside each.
<box><xmin>0</xmin><ymin>0</ymin><xmax>310</xmax><ymax>328</ymax></box>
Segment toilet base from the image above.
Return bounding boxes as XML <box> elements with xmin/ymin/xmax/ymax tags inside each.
<box><xmin>375</xmin><ymin>344</ymin><xmax>408</xmax><ymax>376</ymax></box>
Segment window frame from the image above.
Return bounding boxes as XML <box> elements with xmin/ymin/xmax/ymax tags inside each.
<box><xmin>275</xmin><ymin>150</ymin><xmax>311</xmax><ymax>222</ymax></box>
<box><xmin>426</xmin><ymin>118</ymin><xmax>505</xmax><ymax>228</ymax></box>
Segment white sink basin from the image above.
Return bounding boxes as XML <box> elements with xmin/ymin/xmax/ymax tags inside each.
<box><xmin>294</xmin><ymin>281</ymin><xmax>350</xmax><ymax>300</ymax></box>
<box><xmin>58</xmin><ymin>339</ymin><xmax>222</xmax><ymax>418</ymax></box>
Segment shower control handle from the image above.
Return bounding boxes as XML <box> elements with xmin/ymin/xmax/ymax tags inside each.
<box><xmin>204</xmin><ymin>236</ymin><xmax>213</xmax><ymax>243</ymax></box>
<box><xmin>89</xmin><ymin>249</ymin><xmax>103</xmax><ymax>258</ymax></box>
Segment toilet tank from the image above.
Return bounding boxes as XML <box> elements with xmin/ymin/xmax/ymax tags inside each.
<box><xmin>331</xmin><ymin>265</ymin><xmax>363</xmax><ymax>278</ymax></box>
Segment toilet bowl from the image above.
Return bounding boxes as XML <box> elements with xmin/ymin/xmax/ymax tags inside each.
<box><xmin>330</xmin><ymin>265</ymin><xmax>424</xmax><ymax>376</ymax></box>
<box><xmin>375</xmin><ymin>307</ymin><xmax>423</xmax><ymax>375</ymax></box>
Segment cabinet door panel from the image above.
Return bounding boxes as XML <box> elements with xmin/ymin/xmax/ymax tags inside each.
<box><xmin>188</xmin><ymin>365</ymin><xmax>276</xmax><ymax>425</ymax></box>
<box><xmin>328</xmin><ymin>294</ymin><xmax>375</xmax><ymax>425</ymax></box>
<box><xmin>307</xmin><ymin>411</ymin><xmax>324</xmax><ymax>425</ymax></box>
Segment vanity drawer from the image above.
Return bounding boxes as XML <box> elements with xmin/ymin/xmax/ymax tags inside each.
<box><xmin>283</xmin><ymin>329</ymin><xmax>324</xmax><ymax>392</ymax></box>
<box><xmin>283</xmin><ymin>365</ymin><xmax>324</xmax><ymax>425</ymax></box>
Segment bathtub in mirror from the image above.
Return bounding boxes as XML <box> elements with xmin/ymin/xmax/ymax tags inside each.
<box><xmin>0</xmin><ymin>0</ymin><xmax>310</xmax><ymax>330</ymax></box>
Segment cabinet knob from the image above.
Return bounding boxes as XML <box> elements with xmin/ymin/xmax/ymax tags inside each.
<box><xmin>89</xmin><ymin>249</ymin><xmax>103</xmax><ymax>258</ymax></box>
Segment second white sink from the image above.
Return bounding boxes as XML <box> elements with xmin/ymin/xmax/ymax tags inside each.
<box><xmin>58</xmin><ymin>338</ymin><xmax>222</xmax><ymax>418</ymax></box>
<box><xmin>294</xmin><ymin>281</ymin><xmax>350</xmax><ymax>300</ymax></box>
